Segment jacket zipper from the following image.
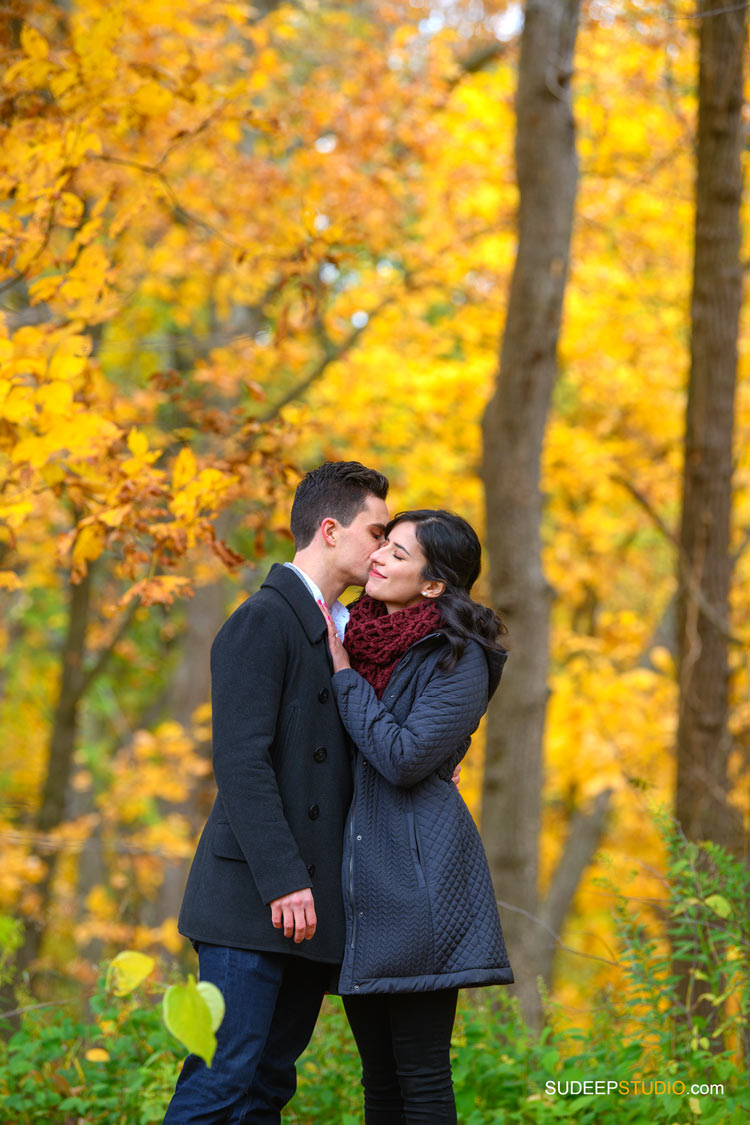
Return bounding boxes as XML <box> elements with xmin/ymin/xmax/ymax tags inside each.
<box><xmin>347</xmin><ymin>633</ymin><xmax>443</xmax><ymax>974</ymax></box>
<box><xmin>407</xmin><ymin>807</ymin><xmax>426</xmax><ymax>889</ymax></box>
<box><xmin>348</xmin><ymin>754</ymin><xmax>362</xmax><ymax>951</ymax></box>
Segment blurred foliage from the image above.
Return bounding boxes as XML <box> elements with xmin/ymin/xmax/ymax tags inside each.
<box><xmin>0</xmin><ymin>0</ymin><xmax>748</xmax><ymax>1032</ymax></box>
<box><xmin>0</xmin><ymin>818</ymin><xmax>747</xmax><ymax>1121</ymax></box>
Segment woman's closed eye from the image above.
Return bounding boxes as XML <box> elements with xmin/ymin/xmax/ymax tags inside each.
<box><xmin>379</xmin><ymin>537</ymin><xmax>405</xmax><ymax>561</ymax></box>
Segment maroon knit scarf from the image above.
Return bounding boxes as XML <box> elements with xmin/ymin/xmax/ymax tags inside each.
<box><xmin>344</xmin><ymin>594</ymin><xmax>442</xmax><ymax>699</ymax></box>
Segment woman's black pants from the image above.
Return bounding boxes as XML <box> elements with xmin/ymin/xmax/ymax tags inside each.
<box><xmin>342</xmin><ymin>988</ymin><xmax>459</xmax><ymax>1124</ymax></box>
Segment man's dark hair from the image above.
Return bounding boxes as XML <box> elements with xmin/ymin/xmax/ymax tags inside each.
<box><xmin>290</xmin><ymin>461</ymin><xmax>389</xmax><ymax>549</ymax></box>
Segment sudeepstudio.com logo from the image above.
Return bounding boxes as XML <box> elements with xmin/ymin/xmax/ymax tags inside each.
<box><xmin>545</xmin><ymin>1080</ymin><xmax>725</xmax><ymax>1097</ymax></box>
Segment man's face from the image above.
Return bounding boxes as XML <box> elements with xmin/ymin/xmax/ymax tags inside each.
<box><xmin>335</xmin><ymin>494</ymin><xmax>389</xmax><ymax>587</ymax></box>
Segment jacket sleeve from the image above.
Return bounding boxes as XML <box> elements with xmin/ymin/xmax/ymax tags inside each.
<box><xmin>330</xmin><ymin>643</ymin><xmax>489</xmax><ymax>787</ymax></box>
<box><xmin>210</xmin><ymin>597</ymin><xmax>312</xmax><ymax>905</ymax></box>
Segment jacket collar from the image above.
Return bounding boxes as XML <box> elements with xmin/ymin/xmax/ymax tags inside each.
<box><xmin>261</xmin><ymin>563</ymin><xmax>329</xmax><ymax>644</ymax></box>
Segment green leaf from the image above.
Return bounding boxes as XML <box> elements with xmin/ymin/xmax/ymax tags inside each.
<box><xmin>162</xmin><ymin>975</ymin><xmax>220</xmax><ymax>1068</ymax></box>
<box><xmin>196</xmin><ymin>981</ymin><xmax>225</xmax><ymax>1032</ymax></box>
<box><xmin>704</xmin><ymin>894</ymin><xmax>731</xmax><ymax>918</ymax></box>
<box><xmin>106</xmin><ymin>951</ymin><xmax>155</xmax><ymax>996</ymax></box>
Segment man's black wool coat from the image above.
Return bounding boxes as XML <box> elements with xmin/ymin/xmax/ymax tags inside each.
<box><xmin>178</xmin><ymin>564</ymin><xmax>353</xmax><ymax>963</ymax></box>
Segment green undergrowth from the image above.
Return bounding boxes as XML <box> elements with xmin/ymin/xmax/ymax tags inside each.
<box><xmin>0</xmin><ymin>819</ymin><xmax>747</xmax><ymax>1123</ymax></box>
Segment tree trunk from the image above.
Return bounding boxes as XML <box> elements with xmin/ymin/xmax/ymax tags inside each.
<box><xmin>12</xmin><ymin>563</ymin><xmax>136</xmax><ymax>986</ymax></box>
<box><xmin>140</xmin><ymin>579</ymin><xmax>228</xmax><ymax>937</ymax></box>
<box><xmin>675</xmin><ymin>0</ymin><xmax>747</xmax><ymax>855</ymax></box>
<box><xmin>14</xmin><ymin>570</ymin><xmax>93</xmax><ymax>981</ymax></box>
<box><xmin>481</xmin><ymin>0</ymin><xmax>582</xmax><ymax>1029</ymax></box>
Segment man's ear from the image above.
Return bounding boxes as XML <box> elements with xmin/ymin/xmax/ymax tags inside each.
<box><xmin>320</xmin><ymin>517</ymin><xmax>338</xmax><ymax>547</ymax></box>
<box><xmin>421</xmin><ymin>580</ymin><xmax>445</xmax><ymax>600</ymax></box>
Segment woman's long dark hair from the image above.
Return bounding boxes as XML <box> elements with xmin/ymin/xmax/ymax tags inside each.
<box><xmin>386</xmin><ymin>510</ymin><xmax>507</xmax><ymax>670</ymax></box>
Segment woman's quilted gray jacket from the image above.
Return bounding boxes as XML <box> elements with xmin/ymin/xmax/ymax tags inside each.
<box><xmin>331</xmin><ymin>631</ymin><xmax>514</xmax><ymax>994</ymax></box>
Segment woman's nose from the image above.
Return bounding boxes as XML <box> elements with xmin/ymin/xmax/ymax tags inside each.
<box><xmin>370</xmin><ymin>545</ymin><xmax>385</xmax><ymax>562</ymax></box>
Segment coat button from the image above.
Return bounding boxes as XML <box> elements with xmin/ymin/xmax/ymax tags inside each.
<box><xmin>313</xmin><ymin>747</ymin><xmax>327</xmax><ymax>763</ymax></box>
<box><xmin>307</xmin><ymin>864</ymin><xmax>316</xmax><ymax>878</ymax></box>
<box><xmin>308</xmin><ymin>804</ymin><xmax>320</xmax><ymax>820</ymax></box>
<box><xmin>318</xmin><ymin>688</ymin><xmax>329</xmax><ymax>702</ymax></box>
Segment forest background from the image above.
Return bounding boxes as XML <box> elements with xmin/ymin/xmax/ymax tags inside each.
<box><xmin>0</xmin><ymin>0</ymin><xmax>749</xmax><ymax>1120</ymax></box>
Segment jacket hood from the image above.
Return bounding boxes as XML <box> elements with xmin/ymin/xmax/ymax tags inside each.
<box><xmin>486</xmin><ymin>646</ymin><xmax>508</xmax><ymax>700</ymax></box>
<box><xmin>404</xmin><ymin>631</ymin><xmax>507</xmax><ymax>702</ymax></box>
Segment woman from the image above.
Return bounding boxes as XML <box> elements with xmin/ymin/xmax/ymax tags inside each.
<box><xmin>320</xmin><ymin>509</ymin><xmax>513</xmax><ymax>1125</ymax></box>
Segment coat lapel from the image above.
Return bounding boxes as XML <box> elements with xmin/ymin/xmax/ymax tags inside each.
<box><xmin>261</xmin><ymin>563</ymin><xmax>329</xmax><ymax>645</ymax></box>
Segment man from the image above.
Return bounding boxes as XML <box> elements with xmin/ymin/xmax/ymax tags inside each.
<box><xmin>163</xmin><ymin>461</ymin><xmax>389</xmax><ymax>1124</ymax></box>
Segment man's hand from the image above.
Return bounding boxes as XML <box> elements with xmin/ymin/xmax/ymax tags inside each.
<box><xmin>270</xmin><ymin>888</ymin><xmax>317</xmax><ymax>943</ymax></box>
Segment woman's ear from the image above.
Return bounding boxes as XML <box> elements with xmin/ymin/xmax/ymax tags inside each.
<box><xmin>421</xmin><ymin>580</ymin><xmax>445</xmax><ymax>600</ymax></box>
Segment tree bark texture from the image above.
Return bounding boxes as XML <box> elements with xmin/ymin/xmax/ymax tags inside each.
<box><xmin>481</xmin><ymin>0</ymin><xmax>582</xmax><ymax>1028</ymax></box>
<box><xmin>12</xmin><ymin>569</ymin><xmax>93</xmax><ymax>992</ymax></box>
<box><xmin>16</xmin><ymin>566</ymin><xmax>136</xmax><ymax>979</ymax></box>
<box><xmin>675</xmin><ymin>0</ymin><xmax>747</xmax><ymax>853</ymax></box>
<box><xmin>141</xmin><ymin>579</ymin><xmax>229</xmax><ymax>936</ymax></box>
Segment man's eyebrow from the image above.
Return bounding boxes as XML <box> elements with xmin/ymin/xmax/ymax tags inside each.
<box><xmin>370</xmin><ymin>523</ymin><xmax>386</xmax><ymax>533</ymax></box>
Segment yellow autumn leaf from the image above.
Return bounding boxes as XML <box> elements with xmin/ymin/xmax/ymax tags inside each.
<box><xmin>11</xmin><ymin>433</ymin><xmax>62</xmax><ymax>469</ymax></box>
<box><xmin>0</xmin><ymin>501</ymin><xmax>33</xmax><ymax>528</ymax></box>
<box><xmin>106</xmin><ymin>950</ymin><xmax>155</xmax><ymax>996</ymax></box>
<box><xmin>191</xmin><ymin>702</ymin><xmax>213</xmax><ymax>724</ymax></box>
<box><xmin>85</xmin><ymin>885</ymin><xmax>117</xmax><ymax>921</ymax></box>
<box><xmin>57</xmin><ymin>192</ymin><xmax>86</xmax><ymax>228</ymax></box>
<box><xmin>21</xmin><ymin>24</ymin><xmax>49</xmax><ymax>60</ymax></box>
<box><xmin>649</xmin><ymin>646</ymin><xmax>675</xmax><ymax>675</ymax></box>
<box><xmin>72</xmin><ymin>524</ymin><xmax>107</xmax><ymax>572</ymax></box>
<box><xmin>99</xmin><ymin>505</ymin><xmax>131</xmax><ymax>529</ymax></box>
<box><xmin>36</xmin><ymin>381</ymin><xmax>74</xmax><ymax>416</ymax></box>
<box><xmin>133</xmin><ymin>80</ymin><xmax>173</xmax><ymax>117</ymax></box>
<box><xmin>129</xmin><ymin>576</ymin><xmax>193</xmax><ymax>607</ymax></box>
<box><xmin>85</xmin><ymin>1048</ymin><xmax>110</xmax><ymax>1063</ymax></box>
<box><xmin>48</xmin><ymin>352</ymin><xmax>88</xmax><ymax>382</ymax></box>
<box><xmin>2</xmin><ymin>386</ymin><xmax>35</xmax><ymax>424</ymax></box>
<box><xmin>173</xmin><ymin>447</ymin><xmax>197</xmax><ymax>491</ymax></box>
<box><xmin>127</xmin><ymin>429</ymin><xmax>149</xmax><ymax>457</ymax></box>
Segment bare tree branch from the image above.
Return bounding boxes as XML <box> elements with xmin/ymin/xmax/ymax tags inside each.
<box><xmin>539</xmin><ymin>787</ymin><xmax>613</xmax><ymax>942</ymax></box>
<box><xmin>494</xmin><ymin>899</ymin><xmax>617</xmax><ymax>968</ymax></box>
<box><xmin>454</xmin><ymin>40</ymin><xmax>509</xmax><ymax>80</ymax></box>
<box><xmin>80</xmin><ymin>600</ymin><xmax>140</xmax><ymax>697</ymax></box>
<box><xmin>612</xmin><ymin>473</ymin><xmax>745</xmax><ymax>647</ymax></box>
<box><xmin>257</xmin><ymin>294</ymin><xmax>397</xmax><ymax>424</ymax></box>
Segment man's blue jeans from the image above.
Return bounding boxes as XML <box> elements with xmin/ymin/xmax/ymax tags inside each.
<box><xmin>162</xmin><ymin>944</ymin><xmax>330</xmax><ymax>1124</ymax></box>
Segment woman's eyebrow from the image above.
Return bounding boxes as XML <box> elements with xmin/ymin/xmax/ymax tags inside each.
<box><xmin>392</xmin><ymin>540</ymin><xmax>411</xmax><ymax>556</ymax></box>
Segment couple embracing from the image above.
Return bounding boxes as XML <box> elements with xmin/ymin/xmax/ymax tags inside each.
<box><xmin>163</xmin><ymin>461</ymin><xmax>513</xmax><ymax>1124</ymax></box>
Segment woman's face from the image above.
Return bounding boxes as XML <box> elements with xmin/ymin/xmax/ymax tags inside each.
<box><xmin>365</xmin><ymin>521</ymin><xmax>442</xmax><ymax>613</ymax></box>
